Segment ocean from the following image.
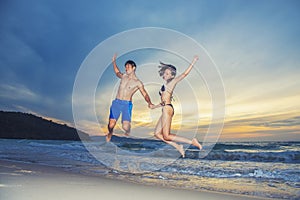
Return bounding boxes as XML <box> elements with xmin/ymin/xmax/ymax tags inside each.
<box><xmin>0</xmin><ymin>138</ymin><xmax>299</xmax><ymax>199</ymax></box>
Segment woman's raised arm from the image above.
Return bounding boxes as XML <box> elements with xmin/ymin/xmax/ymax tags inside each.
<box><xmin>174</xmin><ymin>55</ymin><xmax>198</xmax><ymax>83</ymax></box>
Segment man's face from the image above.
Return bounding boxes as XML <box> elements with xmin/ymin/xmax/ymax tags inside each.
<box><xmin>125</xmin><ymin>64</ymin><xmax>135</xmax><ymax>75</ymax></box>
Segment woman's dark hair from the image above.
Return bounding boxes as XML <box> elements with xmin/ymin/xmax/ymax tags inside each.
<box><xmin>125</xmin><ymin>60</ymin><xmax>136</xmax><ymax>69</ymax></box>
<box><xmin>158</xmin><ymin>62</ymin><xmax>176</xmax><ymax>77</ymax></box>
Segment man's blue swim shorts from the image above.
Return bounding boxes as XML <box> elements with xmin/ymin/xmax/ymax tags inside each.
<box><xmin>109</xmin><ymin>99</ymin><xmax>133</xmax><ymax>122</ymax></box>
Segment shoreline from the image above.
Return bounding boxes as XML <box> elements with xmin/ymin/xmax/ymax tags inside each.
<box><xmin>0</xmin><ymin>159</ymin><xmax>266</xmax><ymax>200</ymax></box>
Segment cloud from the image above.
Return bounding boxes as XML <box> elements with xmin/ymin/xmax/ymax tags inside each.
<box><xmin>250</xmin><ymin>116</ymin><xmax>300</xmax><ymax>128</ymax></box>
<box><xmin>1</xmin><ymin>0</ymin><xmax>299</xmax><ymax>141</ymax></box>
<box><xmin>0</xmin><ymin>84</ymin><xmax>39</xmax><ymax>102</ymax></box>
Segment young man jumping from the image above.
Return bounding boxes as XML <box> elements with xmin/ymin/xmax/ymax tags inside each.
<box><xmin>106</xmin><ymin>54</ymin><xmax>153</xmax><ymax>142</ymax></box>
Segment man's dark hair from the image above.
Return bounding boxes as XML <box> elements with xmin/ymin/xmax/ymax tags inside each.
<box><xmin>125</xmin><ymin>60</ymin><xmax>136</xmax><ymax>69</ymax></box>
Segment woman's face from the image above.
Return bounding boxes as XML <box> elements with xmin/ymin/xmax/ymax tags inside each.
<box><xmin>162</xmin><ymin>68</ymin><xmax>174</xmax><ymax>81</ymax></box>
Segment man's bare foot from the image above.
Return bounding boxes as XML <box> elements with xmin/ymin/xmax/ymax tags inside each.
<box><xmin>192</xmin><ymin>138</ymin><xmax>202</xmax><ymax>150</ymax></box>
<box><xmin>176</xmin><ymin>144</ymin><xmax>185</xmax><ymax>158</ymax></box>
<box><xmin>106</xmin><ymin>133</ymin><xmax>112</xmax><ymax>142</ymax></box>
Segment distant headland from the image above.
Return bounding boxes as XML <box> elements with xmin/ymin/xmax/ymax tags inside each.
<box><xmin>0</xmin><ymin>111</ymin><xmax>90</xmax><ymax>141</ymax></box>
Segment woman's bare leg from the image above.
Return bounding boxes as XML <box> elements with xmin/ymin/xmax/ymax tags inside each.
<box><xmin>154</xmin><ymin>116</ymin><xmax>185</xmax><ymax>157</ymax></box>
<box><xmin>161</xmin><ymin>106</ymin><xmax>202</xmax><ymax>150</ymax></box>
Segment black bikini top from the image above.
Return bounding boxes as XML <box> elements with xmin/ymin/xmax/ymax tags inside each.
<box><xmin>159</xmin><ymin>85</ymin><xmax>174</xmax><ymax>102</ymax></box>
<box><xmin>159</xmin><ymin>85</ymin><xmax>165</xmax><ymax>96</ymax></box>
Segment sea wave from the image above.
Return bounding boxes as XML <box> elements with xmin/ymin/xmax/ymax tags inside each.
<box><xmin>188</xmin><ymin>149</ymin><xmax>300</xmax><ymax>163</ymax></box>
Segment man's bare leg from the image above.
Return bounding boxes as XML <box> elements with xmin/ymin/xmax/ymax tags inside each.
<box><xmin>107</xmin><ymin>119</ymin><xmax>116</xmax><ymax>142</ymax></box>
<box><xmin>106</xmin><ymin>133</ymin><xmax>112</xmax><ymax>142</ymax></box>
<box><xmin>122</xmin><ymin>121</ymin><xmax>131</xmax><ymax>136</ymax></box>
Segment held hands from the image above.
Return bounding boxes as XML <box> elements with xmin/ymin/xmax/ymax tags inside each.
<box><xmin>148</xmin><ymin>103</ymin><xmax>155</xmax><ymax>109</ymax></box>
<box><xmin>149</xmin><ymin>103</ymin><xmax>162</xmax><ymax>109</ymax></box>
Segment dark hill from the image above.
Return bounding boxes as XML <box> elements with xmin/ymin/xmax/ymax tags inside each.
<box><xmin>0</xmin><ymin>111</ymin><xmax>90</xmax><ymax>141</ymax></box>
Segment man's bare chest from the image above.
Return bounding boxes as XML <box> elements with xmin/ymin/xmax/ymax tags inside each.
<box><xmin>120</xmin><ymin>78</ymin><xmax>138</xmax><ymax>91</ymax></box>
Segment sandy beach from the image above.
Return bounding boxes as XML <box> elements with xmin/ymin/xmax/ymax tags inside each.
<box><xmin>0</xmin><ymin>160</ymin><xmax>266</xmax><ymax>200</ymax></box>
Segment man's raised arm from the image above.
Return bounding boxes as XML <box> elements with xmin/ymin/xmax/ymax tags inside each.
<box><xmin>112</xmin><ymin>54</ymin><xmax>123</xmax><ymax>78</ymax></box>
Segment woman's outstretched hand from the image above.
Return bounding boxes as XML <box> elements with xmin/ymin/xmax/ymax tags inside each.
<box><xmin>193</xmin><ymin>55</ymin><xmax>199</xmax><ymax>63</ymax></box>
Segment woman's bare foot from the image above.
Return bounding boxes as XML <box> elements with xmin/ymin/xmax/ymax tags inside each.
<box><xmin>192</xmin><ymin>138</ymin><xmax>202</xmax><ymax>150</ymax></box>
<box><xmin>175</xmin><ymin>144</ymin><xmax>185</xmax><ymax>158</ymax></box>
<box><xmin>106</xmin><ymin>133</ymin><xmax>112</xmax><ymax>142</ymax></box>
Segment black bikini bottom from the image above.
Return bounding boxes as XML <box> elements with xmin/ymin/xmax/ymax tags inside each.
<box><xmin>164</xmin><ymin>103</ymin><xmax>173</xmax><ymax>110</ymax></box>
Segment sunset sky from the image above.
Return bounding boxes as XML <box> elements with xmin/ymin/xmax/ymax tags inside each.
<box><xmin>1</xmin><ymin>0</ymin><xmax>299</xmax><ymax>141</ymax></box>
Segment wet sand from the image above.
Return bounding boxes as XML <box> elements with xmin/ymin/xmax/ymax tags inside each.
<box><xmin>0</xmin><ymin>160</ymin><xmax>265</xmax><ymax>200</ymax></box>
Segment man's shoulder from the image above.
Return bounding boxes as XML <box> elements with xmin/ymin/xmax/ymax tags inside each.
<box><xmin>121</xmin><ymin>74</ymin><xmax>128</xmax><ymax>79</ymax></box>
<box><xmin>135</xmin><ymin>78</ymin><xmax>143</xmax><ymax>85</ymax></box>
